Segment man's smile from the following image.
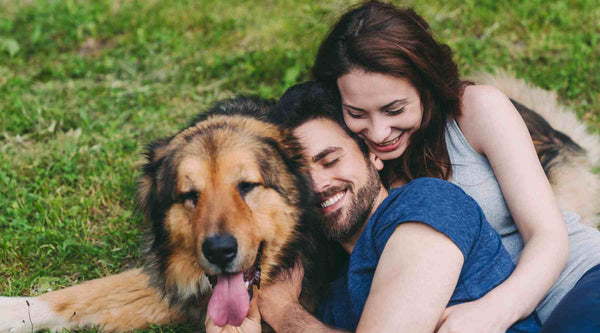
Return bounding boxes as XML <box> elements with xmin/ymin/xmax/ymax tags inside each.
<box><xmin>320</xmin><ymin>189</ymin><xmax>348</xmax><ymax>214</ymax></box>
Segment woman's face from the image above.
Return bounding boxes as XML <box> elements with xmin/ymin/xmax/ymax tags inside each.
<box><xmin>337</xmin><ymin>70</ymin><xmax>423</xmax><ymax>161</ymax></box>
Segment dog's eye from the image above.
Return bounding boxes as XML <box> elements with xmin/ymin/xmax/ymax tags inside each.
<box><xmin>237</xmin><ymin>182</ymin><xmax>260</xmax><ymax>198</ymax></box>
<box><xmin>180</xmin><ymin>191</ymin><xmax>199</xmax><ymax>206</ymax></box>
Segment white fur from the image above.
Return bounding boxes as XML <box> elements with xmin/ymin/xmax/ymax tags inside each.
<box><xmin>0</xmin><ymin>297</ymin><xmax>70</xmax><ymax>333</ymax></box>
<box><xmin>175</xmin><ymin>273</ymin><xmax>212</xmax><ymax>300</ymax></box>
<box><xmin>199</xmin><ymin>273</ymin><xmax>213</xmax><ymax>294</ymax></box>
<box><xmin>468</xmin><ymin>72</ymin><xmax>600</xmax><ymax>226</ymax></box>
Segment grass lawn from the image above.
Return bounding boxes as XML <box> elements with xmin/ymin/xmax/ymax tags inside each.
<box><xmin>1</xmin><ymin>0</ymin><xmax>598</xmax><ymax>331</ymax></box>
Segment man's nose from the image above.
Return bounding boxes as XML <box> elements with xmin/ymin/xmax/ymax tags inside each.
<box><xmin>310</xmin><ymin>168</ymin><xmax>331</xmax><ymax>193</ymax></box>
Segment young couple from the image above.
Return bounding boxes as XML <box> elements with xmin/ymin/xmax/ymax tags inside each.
<box><xmin>208</xmin><ymin>1</ymin><xmax>600</xmax><ymax>332</ymax></box>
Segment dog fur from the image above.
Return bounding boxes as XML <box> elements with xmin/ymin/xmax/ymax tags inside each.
<box><xmin>1</xmin><ymin>74</ymin><xmax>598</xmax><ymax>332</ymax></box>
<box><xmin>0</xmin><ymin>97</ymin><xmax>334</xmax><ymax>332</ymax></box>
<box><xmin>469</xmin><ymin>72</ymin><xmax>600</xmax><ymax>227</ymax></box>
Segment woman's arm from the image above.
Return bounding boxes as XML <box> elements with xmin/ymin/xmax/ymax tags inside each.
<box><xmin>447</xmin><ymin>85</ymin><xmax>569</xmax><ymax>328</ymax></box>
<box><xmin>356</xmin><ymin>222</ymin><xmax>463</xmax><ymax>333</ymax></box>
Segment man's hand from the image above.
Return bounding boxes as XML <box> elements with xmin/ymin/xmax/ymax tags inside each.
<box><xmin>205</xmin><ymin>286</ymin><xmax>262</xmax><ymax>333</ymax></box>
<box><xmin>435</xmin><ymin>297</ymin><xmax>513</xmax><ymax>333</ymax></box>
<box><xmin>257</xmin><ymin>261</ymin><xmax>304</xmax><ymax>331</ymax></box>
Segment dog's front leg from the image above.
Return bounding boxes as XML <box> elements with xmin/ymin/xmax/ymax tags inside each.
<box><xmin>0</xmin><ymin>268</ymin><xmax>181</xmax><ymax>333</ymax></box>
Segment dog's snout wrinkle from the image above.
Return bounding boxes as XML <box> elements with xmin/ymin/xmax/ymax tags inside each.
<box><xmin>202</xmin><ymin>234</ymin><xmax>238</xmax><ymax>268</ymax></box>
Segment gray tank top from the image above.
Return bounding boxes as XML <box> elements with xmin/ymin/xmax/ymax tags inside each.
<box><xmin>445</xmin><ymin>119</ymin><xmax>600</xmax><ymax>322</ymax></box>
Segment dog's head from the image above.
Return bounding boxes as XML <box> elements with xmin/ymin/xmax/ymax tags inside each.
<box><xmin>137</xmin><ymin>97</ymin><xmax>318</xmax><ymax>325</ymax></box>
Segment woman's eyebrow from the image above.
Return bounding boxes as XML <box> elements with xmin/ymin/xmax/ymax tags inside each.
<box><xmin>343</xmin><ymin>104</ymin><xmax>366</xmax><ymax>112</ymax></box>
<box><xmin>343</xmin><ymin>98</ymin><xmax>409</xmax><ymax>112</ymax></box>
<box><xmin>380</xmin><ymin>98</ymin><xmax>409</xmax><ymax>110</ymax></box>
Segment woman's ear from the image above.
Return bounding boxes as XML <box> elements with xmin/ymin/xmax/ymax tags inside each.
<box><xmin>369</xmin><ymin>152</ymin><xmax>384</xmax><ymax>171</ymax></box>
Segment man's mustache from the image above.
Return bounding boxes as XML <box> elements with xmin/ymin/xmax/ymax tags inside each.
<box><xmin>317</xmin><ymin>185</ymin><xmax>351</xmax><ymax>202</ymax></box>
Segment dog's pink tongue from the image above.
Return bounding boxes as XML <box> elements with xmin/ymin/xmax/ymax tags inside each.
<box><xmin>207</xmin><ymin>273</ymin><xmax>250</xmax><ymax>327</ymax></box>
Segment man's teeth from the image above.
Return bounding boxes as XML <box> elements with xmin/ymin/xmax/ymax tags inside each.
<box><xmin>321</xmin><ymin>191</ymin><xmax>345</xmax><ymax>208</ymax></box>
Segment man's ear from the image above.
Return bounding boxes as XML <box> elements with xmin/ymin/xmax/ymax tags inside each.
<box><xmin>368</xmin><ymin>152</ymin><xmax>384</xmax><ymax>171</ymax></box>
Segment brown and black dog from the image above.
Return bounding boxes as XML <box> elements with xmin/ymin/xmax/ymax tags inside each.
<box><xmin>0</xmin><ymin>75</ymin><xmax>598</xmax><ymax>332</ymax></box>
<box><xmin>0</xmin><ymin>97</ymin><xmax>338</xmax><ymax>332</ymax></box>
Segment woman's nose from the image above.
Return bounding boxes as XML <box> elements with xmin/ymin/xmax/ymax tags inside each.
<box><xmin>368</xmin><ymin>116</ymin><xmax>392</xmax><ymax>143</ymax></box>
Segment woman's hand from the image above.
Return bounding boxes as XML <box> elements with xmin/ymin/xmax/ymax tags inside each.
<box><xmin>205</xmin><ymin>286</ymin><xmax>262</xmax><ymax>333</ymax></box>
<box><xmin>257</xmin><ymin>261</ymin><xmax>304</xmax><ymax>331</ymax></box>
<box><xmin>435</xmin><ymin>297</ymin><xmax>513</xmax><ymax>333</ymax></box>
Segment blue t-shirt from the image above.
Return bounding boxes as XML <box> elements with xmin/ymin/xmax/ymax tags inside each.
<box><xmin>318</xmin><ymin>178</ymin><xmax>540</xmax><ymax>332</ymax></box>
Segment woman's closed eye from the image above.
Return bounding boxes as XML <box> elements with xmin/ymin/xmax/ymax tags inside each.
<box><xmin>385</xmin><ymin>107</ymin><xmax>405</xmax><ymax>116</ymax></box>
<box><xmin>345</xmin><ymin>109</ymin><xmax>366</xmax><ymax>119</ymax></box>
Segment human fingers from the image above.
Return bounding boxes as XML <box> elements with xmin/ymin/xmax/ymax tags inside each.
<box><xmin>434</xmin><ymin>308</ymin><xmax>450</xmax><ymax>332</ymax></box>
<box><xmin>247</xmin><ymin>285</ymin><xmax>261</xmax><ymax>322</ymax></box>
<box><xmin>204</xmin><ymin>315</ymin><xmax>224</xmax><ymax>333</ymax></box>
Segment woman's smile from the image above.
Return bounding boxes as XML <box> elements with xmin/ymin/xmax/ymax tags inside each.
<box><xmin>367</xmin><ymin>132</ymin><xmax>404</xmax><ymax>152</ymax></box>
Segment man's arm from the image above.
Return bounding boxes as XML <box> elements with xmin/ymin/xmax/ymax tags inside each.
<box><xmin>258</xmin><ymin>263</ymin><xmax>349</xmax><ymax>333</ymax></box>
<box><xmin>269</xmin><ymin>302</ymin><xmax>348</xmax><ymax>333</ymax></box>
<box><xmin>356</xmin><ymin>222</ymin><xmax>462</xmax><ymax>332</ymax></box>
<box><xmin>260</xmin><ymin>222</ymin><xmax>464</xmax><ymax>333</ymax></box>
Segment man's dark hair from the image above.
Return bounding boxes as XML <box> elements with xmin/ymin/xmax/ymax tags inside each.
<box><xmin>271</xmin><ymin>80</ymin><xmax>370</xmax><ymax>157</ymax></box>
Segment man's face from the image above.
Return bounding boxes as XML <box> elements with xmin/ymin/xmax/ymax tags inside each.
<box><xmin>293</xmin><ymin>118</ymin><xmax>383</xmax><ymax>242</ymax></box>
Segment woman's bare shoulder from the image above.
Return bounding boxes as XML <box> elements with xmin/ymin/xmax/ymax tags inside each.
<box><xmin>457</xmin><ymin>84</ymin><xmax>519</xmax><ymax>153</ymax></box>
<box><xmin>461</xmin><ymin>84</ymin><xmax>512</xmax><ymax>117</ymax></box>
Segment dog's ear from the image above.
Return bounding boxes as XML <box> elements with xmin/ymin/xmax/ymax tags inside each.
<box><xmin>136</xmin><ymin>137</ymin><xmax>171</xmax><ymax>218</ymax></box>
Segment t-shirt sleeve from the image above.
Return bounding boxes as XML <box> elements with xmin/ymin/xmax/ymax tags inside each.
<box><xmin>316</xmin><ymin>291</ymin><xmax>335</xmax><ymax>327</ymax></box>
<box><xmin>316</xmin><ymin>275</ymin><xmax>357</xmax><ymax>330</ymax></box>
<box><xmin>372</xmin><ymin>178</ymin><xmax>485</xmax><ymax>259</ymax></box>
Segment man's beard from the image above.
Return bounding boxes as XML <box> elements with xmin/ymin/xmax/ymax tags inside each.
<box><xmin>320</xmin><ymin>164</ymin><xmax>381</xmax><ymax>242</ymax></box>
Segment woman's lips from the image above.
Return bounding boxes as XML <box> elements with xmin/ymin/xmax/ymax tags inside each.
<box><xmin>370</xmin><ymin>132</ymin><xmax>403</xmax><ymax>152</ymax></box>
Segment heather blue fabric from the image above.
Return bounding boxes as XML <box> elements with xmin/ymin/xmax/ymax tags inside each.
<box><xmin>541</xmin><ymin>263</ymin><xmax>600</xmax><ymax>333</ymax></box>
<box><xmin>318</xmin><ymin>178</ymin><xmax>540</xmax><ymax>332</ymax></box>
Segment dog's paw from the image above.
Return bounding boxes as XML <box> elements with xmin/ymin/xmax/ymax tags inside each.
<box><xmin>0</xmin><ymin>297</ymin><xmax>68</xmax><ymax>333</ymax></box>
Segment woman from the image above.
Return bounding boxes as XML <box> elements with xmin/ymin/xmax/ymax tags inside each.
<box><xmin>312</xmin><ymin>1</ymin><xmax>600</xmax><ymax>332</ymax></box>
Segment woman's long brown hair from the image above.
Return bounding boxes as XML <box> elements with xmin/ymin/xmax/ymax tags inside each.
<box><xmin>313</xmin><ymin>1</ymin><xmax>470</xmax><ymax>184</ymax></box>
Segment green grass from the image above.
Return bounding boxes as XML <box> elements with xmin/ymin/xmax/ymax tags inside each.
<box><xmin>0</xmin><ymin>0</ymin><xmax>598</xmax><ymax>331</ymax></box>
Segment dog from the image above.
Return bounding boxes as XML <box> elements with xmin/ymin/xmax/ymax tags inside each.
<box><xmin>470</xmin><ymin>72</ymin><xmax>600</xmax><ymax>227</ymax></box>
<box><xmin>0</xmin><ymin>97</ymin><xmax>338</xmax><ymax>332</ymax></box>
<box><xmin>1</xmin><ymin>75</ymin><xmax>599</xmax><ymax>332</ymax></box>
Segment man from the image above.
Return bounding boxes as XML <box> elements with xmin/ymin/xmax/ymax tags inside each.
<box><xmin>207</xmin><ymin>81</ymin><xmax>540</xmax><ymax>332</ymax></box>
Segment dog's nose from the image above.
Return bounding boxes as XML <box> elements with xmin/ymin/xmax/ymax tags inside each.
<box><xmin>202</xmin><ymin>235</ymin><xmax>238</xmax><ymax>268</ymax></box>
